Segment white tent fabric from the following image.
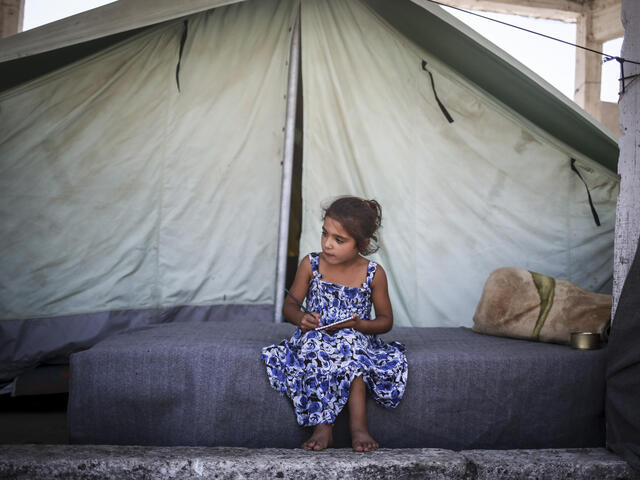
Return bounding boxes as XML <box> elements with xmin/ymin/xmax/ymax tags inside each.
<box><xmin>0</xmin><ymin>0</ymin><xmax>297</xmax><ymax>320</ymax></box>
<box><xmin>0</xmin><ymin>0</ymin><xmax>620</xmax><ymax>382</ymax></box>
<box><xmin>299</xmin><ymin>0</ymin><xmax>618</xmax><ymax>327</ymax></box>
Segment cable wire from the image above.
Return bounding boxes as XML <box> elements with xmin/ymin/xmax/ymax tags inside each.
<box><xmin>424</xmin><ymin>0</ymin><xmax>640</xmax><ymax>66</ymax></box>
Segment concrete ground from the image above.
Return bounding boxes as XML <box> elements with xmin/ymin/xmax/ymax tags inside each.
<box><xmin>1</xmin><ymin>393</ymin><xmax>638</xmax><ymax>479</ymax></box>
<box><xmin>1</xmin><ymin>445</ymin><xmax>639</xmax><ymax>480</ymax></box>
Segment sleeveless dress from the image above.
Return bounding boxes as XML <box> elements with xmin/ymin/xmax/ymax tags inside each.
<box><xmin>261</xmin><ymin>252</ymin><xmax>408</xmax><ymax>426</ymax></box>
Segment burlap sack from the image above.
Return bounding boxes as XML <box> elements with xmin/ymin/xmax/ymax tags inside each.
<box><xmin>472</xmin><ymin>267</ymin><xmax>612</xmax><ymax>345</ymax></box>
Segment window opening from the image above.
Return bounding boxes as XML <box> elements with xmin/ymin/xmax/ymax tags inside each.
<box><xmin>601</xmin><ymin>37</ymin><xmax>623</xmax><ymax>102</ymax></box>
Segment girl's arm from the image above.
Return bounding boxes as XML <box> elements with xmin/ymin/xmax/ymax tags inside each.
<box><xmin>283</xmin><ymin>256</ymin><xmax>321</xmax><ymax>332</ymax></box>
<box><xmin>327</xmin><ymin>264</ymin><xmax>393</xmax><ymax>335</ymax></box>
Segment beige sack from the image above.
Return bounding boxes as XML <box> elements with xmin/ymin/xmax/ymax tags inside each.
<box><xmin>472</xmin><ymin>267</ymin><xmax>612</xmax><ymax>345</ymax></box>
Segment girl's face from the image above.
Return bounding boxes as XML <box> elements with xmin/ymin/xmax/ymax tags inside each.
<box><xmin>321</xmin><ymin>216</ymin><xmax>360</xmax><ymax>265</ymax></box>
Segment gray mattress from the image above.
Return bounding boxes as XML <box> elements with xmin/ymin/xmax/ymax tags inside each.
<box><xmin>68</xmin><ymin>320</ymin><xmax>606</xmax><ymax>449</ymax></box>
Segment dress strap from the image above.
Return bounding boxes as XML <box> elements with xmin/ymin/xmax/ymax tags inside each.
<box><xmin>365</xmin><ymin>261</ymin><xmax>378</xmax><ymax>287</ymax></box>
<box><xmin>309</xmin><ymin>252</ymin><xmax>321</xmax><ymax>278</ymax></box>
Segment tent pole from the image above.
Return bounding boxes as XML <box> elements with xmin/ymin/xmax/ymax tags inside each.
<box><xmin>274</xmin><ymin>8</ymin><xmax>301</xmax><ymax>323</ymax></box>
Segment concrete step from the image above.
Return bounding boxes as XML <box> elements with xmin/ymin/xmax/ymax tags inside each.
<box><xmin>0</xmin><ymin>445</ymin><xmax>637</xmax><ymax>480</ymax></box>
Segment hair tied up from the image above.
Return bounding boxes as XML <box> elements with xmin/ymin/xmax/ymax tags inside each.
<box><xmin>323</xmin><ymin>196</ymin><xmax>383</xmax><ymax>255</ymax></box>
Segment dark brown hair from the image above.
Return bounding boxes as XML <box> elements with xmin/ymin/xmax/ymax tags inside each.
<box><xmin>323</xmin><ymin>196</ymin><xmax>382</xmax><ymax>255</ymax></box>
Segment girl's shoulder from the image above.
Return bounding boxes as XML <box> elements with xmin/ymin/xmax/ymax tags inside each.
<box><xmin>352</xmin><ymin>255</ymin><xmax>386</xmax><ymax>285</ymax></box>
<box><xmin>292</xmin><ymin>254</ymin><xmax>312</xmax><ymax>280</ymax></box>
<box><xmin>363</xmin><ymin>257</ymin><xmax>379</xmax><ymax>286</ymax></box>
<box><xmin>306</xmin><ymin>252</ymin><xmax>320</xmax><ymax>270</ymax></box>
<box><xmin>360</xmin><ymin>255</ymin><xmax>381</xmax><ymax>270</ymax></box>
<box><xmin>366</xmin><ymin>257</ymin><xmax>383</xmax><ymax>270</ymax></box>
<box><xmin>369</xmin><ymin>261</ymin><xmax>388</xmax><ymax>288</ymax></box>
<box><xmin>299</xmin><ymin>254</ymin><xmax>313</xmax><ymax>270</ymax></box>
<box><xmin>299</xmin><ymin>253</ymin><xmax>323</xmax><ymax>279</ymax></box>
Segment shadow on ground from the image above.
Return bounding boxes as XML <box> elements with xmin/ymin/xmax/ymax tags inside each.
<box><xmin>0</xmin><ymin>393</ymin><xmax>68</xmax><ymax>444</ymax></box>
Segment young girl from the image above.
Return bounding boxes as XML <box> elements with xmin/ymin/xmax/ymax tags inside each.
<box><xmin>262</xmin><ymin>196</ymin><xmax>408</xmax><ymax>452</ymax></box>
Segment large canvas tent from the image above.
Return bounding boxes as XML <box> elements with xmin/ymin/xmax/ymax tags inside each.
<box><xmin>0</xmin><ymin>0</ymin><xmax>619</xmax><ymax>384</ymax></box>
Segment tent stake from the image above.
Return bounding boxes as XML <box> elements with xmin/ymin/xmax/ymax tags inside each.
<box><xmin>274</xmin><ymin>9</ymin><xmax>301</xmax><ymax>323</ymax></box>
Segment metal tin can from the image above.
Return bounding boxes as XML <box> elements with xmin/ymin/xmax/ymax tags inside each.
<box><xmin>570</xmin><ymin>332</ymin><xmax>602</xmax><ymax>350</ymax></box>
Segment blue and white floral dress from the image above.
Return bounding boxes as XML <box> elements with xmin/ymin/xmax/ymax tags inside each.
<box><xmin>262</xmin><ymin>252</ymin><xmax>408</xmax><ymax>426</ymax></box>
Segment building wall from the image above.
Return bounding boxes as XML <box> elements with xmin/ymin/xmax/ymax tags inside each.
<box><xmin>441</xmin><ymin>0</ymin><xmax>623</xmax><ymax>136</ymax></box>
<box><xmin>613</xmin><ymin>0</ymin><xmax>640</xmax><ymax>313</ymax></box>
<box><xmin>575</xmin><ymin>0</ymin><xmax>623</xmax><ymax>137</ymax></box>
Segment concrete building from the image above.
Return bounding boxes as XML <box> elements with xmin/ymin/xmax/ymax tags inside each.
<box><xmin>614</xmin><ymin>0</ymin><xmax>640</xmax><ymax>312</ymax></box>
<box><xmin>0</xmin><ymin>0</ymin><xmax>23</xmax><ymax>38</ymax></box>
<box><xmin>437</xmin><ymin>0</ymin><xmax>623</xmax><ymax>136</ymax></box>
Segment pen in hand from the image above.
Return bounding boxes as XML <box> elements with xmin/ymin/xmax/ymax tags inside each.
<box><xmin>284</xmin><ymin>288</ymin><xmax>310</xmax><ymax>313</ymax></box>
<box><xmin>285</xmin><ymin>289</ymin><xmax>326</xmax><ymax>331</ymax></box>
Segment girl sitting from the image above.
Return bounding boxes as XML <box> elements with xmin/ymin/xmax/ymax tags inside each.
<box><xmin>262</xmin><ymin>196</ymin><xmax>408</xmax><ymax>452</ymax></box>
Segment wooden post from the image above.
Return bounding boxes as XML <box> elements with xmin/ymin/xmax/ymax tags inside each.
<box><xmin>613</xmin><ymin>0</ymin><xmax>640</xmax><ymax>315</ymax></box>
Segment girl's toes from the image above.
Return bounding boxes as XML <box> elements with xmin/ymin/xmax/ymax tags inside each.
<box><xmin>352</xmin><ymin>431</ymin><xmax>379</xmax><ymax>452</ymax></box>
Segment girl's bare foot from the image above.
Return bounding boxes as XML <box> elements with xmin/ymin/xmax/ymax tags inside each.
<box><xmin>351</xmin><ymin>426</ymin><xmax>379</xmax><ymax>452</ymax></box>
<box><xmin>347</xmin><ymin>376</ymin><xmax>378</xmax><ymax>452</ymax></box>
<box><xmin>302</xmin><ymin>424</ymin><xmax>333</xmax><ymax>451</ymax></box>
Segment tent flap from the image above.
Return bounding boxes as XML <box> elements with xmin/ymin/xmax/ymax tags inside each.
<box><xmin>0</xmin><ymin>0</ymin><xmax>298</xmax><ymax>378</ymax></box>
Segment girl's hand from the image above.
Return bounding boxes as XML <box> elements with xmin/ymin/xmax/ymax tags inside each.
<box><xmin>325</xmin><ymin>314</ymin><xmax>361</xmax><ymax>333</ymax></box>
<box><xmin>300</xmin><ymin>312</ymin><xmax>322</xmax><ymax>333</ymax></box>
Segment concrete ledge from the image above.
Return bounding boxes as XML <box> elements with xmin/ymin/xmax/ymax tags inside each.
<box><xmin>463</xmin><ymin>449</ymin><xmax>639</xmax><ymax>479</ymax></box>
<box><xmin>0</xmin><ymin>445</ymin><xmax>638</xmax><ymax>480</ymax></box>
